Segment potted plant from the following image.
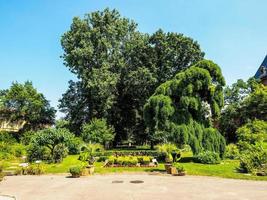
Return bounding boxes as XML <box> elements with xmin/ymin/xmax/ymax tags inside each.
<box><xmin>175</xmin><ymin>164</ymin><xmax>186</xmax><ymax>176</ymax></box>
<box><xmin>69</xmin><ymin>166</ymin><xmax>83</xmax><ymax>178</ymax></box>
<box><xmin>80</xmin><ymin>143</ymin><xmax>104</xmax><ymax>175</ymax></box>
<box><xmin>156</xmin><ymin>143</ymin><xmax>178</xmax><ymax>173</ymax></box>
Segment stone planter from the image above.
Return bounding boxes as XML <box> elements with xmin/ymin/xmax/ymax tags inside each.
<box><xmin>86</xmin><ymin>165</ymin><xmax>95</xmax><ymax>175</ymax></box>
<box><xmin>169</xmin><ymin>166</ymin><xmax>178</xmax><ymax>175</ymax></box>
<box><xmin>71</xmin><ymin>174</ymin><xmax>80</xmax><ymax>178</ymax></box>
<box><xmin>178</xmin><ymin>171</ymin><xmax>186</xmax><ymax>176</ymax></box>
<box><xmin>164</xmin><ymin>163</ymin><xmax>172</xmax><ymax>173</ymax></box>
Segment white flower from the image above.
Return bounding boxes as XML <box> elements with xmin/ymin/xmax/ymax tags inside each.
<box><xmin>19</xmin><ymin>163</ymin><xmax>29</xmax><ymax>167</ymax></box>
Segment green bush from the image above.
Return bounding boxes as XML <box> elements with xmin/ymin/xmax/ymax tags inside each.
<box><xmin>236</xmin><ymin>120</ymin><xmax>267</xmax><ymax>175</ymax></box>
<box><xmin>239</xmin><ymin>145</ymin><xmax>267</xmax><ymax>175</ymax></box>
<box><xmin>0</xmin><ymin>142</ymin><xmax>26</xmax><ymax>159</ymax></box>
<box><xmin>27</xmin><ymin>128</ymin><xmax>74</xmax><ymax>163</ymax></box>
<box><xmin>237</xmin><ymin>120</ymin><xmax>267</xmax><ymax>152</ymax></box>
<box><xmin>116</xmin><ymin>157</ymin><xmax>124</xmax><ymax>165</ymax></box>
<box><xmin>142</xmin><ymin>156</ymin><xmax>151</xmax><ymax>165</ymax></box>
<box><xmin>0</xmin><ymin>131</ymin><xmax>16</xmax><ymax>144</ymax></box>
<box><xmin>91</xmin><ymin>150</ymin><xmax>165</xmax><ymax>161</ymax></box>
<box><xmin>20</xmin><ymin>131</ymin><xmax>36</xmax><ymax>145</ymax></box>
<box><xmin>107</xmin><ymin>155</ymin><xmax>117</xmax><ymax>165</ymax></box>
<box><xmin>53</xmin><ymin>143</ymin><xmax>68</xmax><ymax>163</ymax></box>
<box><xmin>12</xmin><ymin>144</ymin><xmax>27</xmax><ymax>157</ymax></box>
<box><xmin>225</xmin><ymin>144</ymin><xmax>239</xmax><ymax>159</ymax></box>
<box><xmin>67</xmin><ymin>137</ymin><xmax>83</xmax><ymax>155</ymax></box>
<box><xmin>0</xmin><ymin>164</ymin><xmax>4</xmax><ymax>181</ymax></box>
<box><xmin>123</xmin><ymin>156</ymin><xmax>138</xmax><ymax>166</ymax></box>
<box><xmin>194</xmin><ymin>151</ymin><xmax>221</xmax><ymax>164</ymax></box>
<box><xmin>107</xmin><ymin>156</ymin><xmax>151</xmax><ymax>166</ymax></box>
<box><xmin>69</xmin><ymin>166</ymin><xmax>83</xmax><ymax>177</ymax></box>
<box><xmin>82</xmin><ymin>118</ymin><xmax>115</xmax><ymax>147</ymax></box>
<box><xmin>26</xmin><ymin>164</ymin><xmax>45</xmax><ymax>175</ymax></box>
<box><xmin>174</xmin><ymin>163</ymin><xmax>185</xmax><ymax>173</ymax></box>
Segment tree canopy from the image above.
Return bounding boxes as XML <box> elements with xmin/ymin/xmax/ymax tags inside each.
<box><xmin>59</xmin><ymin>8</ymin><xmax>204</xmax><ymax>143</ymax></box>
<box><xmin>144</xmin><ymin>60</ymin><xmax>226</xmax><ymax>155</ymax></box>
<box><xmin>220</xmin><ymin>80</ymin><xmax>267</xmax><ymax>143</ymax></box>
<box><xmin>0</xmin><ymin>81</ymin><xmax>56</xmax><ymax>131</ymax></box>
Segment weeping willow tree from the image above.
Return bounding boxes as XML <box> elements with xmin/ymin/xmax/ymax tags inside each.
<box><xmin>144</xmin><ymin>60</ymin><xmax>226</xmax><ymax>156</ymax></box>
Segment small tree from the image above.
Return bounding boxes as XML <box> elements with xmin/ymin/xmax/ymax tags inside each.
<box><xmin>82</xmin><ymin>118</ymin><xmax>115</xmax><ymax>148</ymax></box>
<box><xmin>28</xmin><ymin>128</ymin><xmax>74</xmax><ymax>163</ymax></box>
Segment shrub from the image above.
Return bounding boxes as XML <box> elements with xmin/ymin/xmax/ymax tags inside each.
<box><xmin>116</xmin><ymin>157</ymin><xmax>124</xmax><ymax>165</ymax></box>
<box><xmin>67</xmin><ymin>137</ymin><xmax>83</xmax><ymax>155</ymax></box>
<box><xmin>225</xmin><ymin>144</ymin><xmax>239</xmax><ymax>159</ymax></box>
<box><xmin>237</xmin><ymin>120</ymin><xmax>267</xmax><ymax>152</ymax></box>
<box><xmin>142</xmin><ymin>156</ymin><xmax>151</xmax><ymax>165</ymax></box>
<box><xmin>20</xmin><ymin>131</ymin><xmax>36</xmax><ymax>145</ymax></box>
<box><xmin>27</xmin><ymin>128</ymin><xmax>74</xmax><ymax>163</ymax></box>
<box><xmin>0</xmin><ymin>131</ymin><xmax>17</xmax><ymax>144</ymax></box>
<box><xmin>0</xmin><ymin>142</ymin><xmax>26</xmax><ymax>159</ymax></box>
<box><xmin>107</xmin><ymin>155</ymin><xmax>116</xmax><ymax>165</ymax></box>
<box><xmin>53</xmin><ymin>143</ymin><xmax>68</xmax><ymax>163</ymax></box>
<box><xmin>12</xmin><ymin>144</ymin><xmax>27</xmax><ymax>157</ymax></box>
<box><xmin>194</xmin><ymin>151</ymin><xmax>221</xmax><ymax>164</ymax></box>
<box><xmin>69</xmin><ymin>166</ymin><xmax>83</xmax><ymax>177</ymax></box>
<box><xmin>107</xmin><ymin>156</ymin><xmax>151</xmax><ymax>166</ymax></box>
<box><xmin>27</xmin><ymin>144</ymin><xmax>52</xmax><ymax>162</ymax></box>
<box><xmin>82</xmin><ymin>118</ymin><xmax>115</xmax><ymax>147</ymax></box>
<box><xmin>0</xmin><ymin>164</ymin><xmax>4</xmax><ymax>181</ymax></box>
<box><xmin>123</xmin><ymin>156</ymin><xmax>138</xmax><ymax>166</ymax></box>
<box><xmin>174</xmin><ymin>163</ymin><xmax>185</xmax><ymax>173</ymax></box>
<box><xmin>239</xmin><ymin>145</ymin><xmax>267</xmax><ymax>175</ymax></box>
<box><xmin>26</xmin><ymin>164</ymin><xmax>45</xmax><ymax>175</ymax></box>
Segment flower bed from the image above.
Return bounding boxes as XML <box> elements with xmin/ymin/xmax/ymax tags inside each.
<box><xmin>104</xmin><ymin>155</ymin><xmax>157</xmax><ymax>167</ymax></box>
<box><xmin>90</xmin><ymin>150</ymin><xmax>165</xmax><ymax>162</ymax></box>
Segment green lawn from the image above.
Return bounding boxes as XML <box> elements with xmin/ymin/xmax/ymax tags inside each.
<box><xmin>3</xmin><ymin>153</ymin><xmax>267</xmax><ymax>181</ymax></box>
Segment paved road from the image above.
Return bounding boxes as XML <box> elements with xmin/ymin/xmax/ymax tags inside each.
<box><xmin>0</xmin><ymin>174</ymin><xmax>267</xmax><ymax>200</ymax></box>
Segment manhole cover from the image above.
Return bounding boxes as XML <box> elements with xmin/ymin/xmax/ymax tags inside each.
<box><xmin>112</xmin><ymin>180</ymin><xmax>124</xmax><ymax>184</ymax></box>
<box><xmin>130</xmin><ymin>180</ymin><xmax>144</xmax><ymax>184</ymax></box>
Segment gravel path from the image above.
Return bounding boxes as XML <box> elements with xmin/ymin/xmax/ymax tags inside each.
<box><xmin>0</xmin><ymin>174</ymin><xmax>267</xmax><ymax>200</ymax></box>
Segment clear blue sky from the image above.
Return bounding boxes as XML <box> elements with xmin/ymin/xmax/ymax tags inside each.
<box><xmin>0</xmin><ymin>0</ymin><xmax>267</xmax><ymax>117</ymax></box>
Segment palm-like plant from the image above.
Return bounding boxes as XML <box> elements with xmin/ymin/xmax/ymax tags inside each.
<box><xmin>156</xmin><ymin>143</ymin><xmax>179</xmax><ymax>163</ymax></box>
<box><xmin>80</xmin><ymin>143</ymin><xmax>104</xmax><ymax>165</ymax></box>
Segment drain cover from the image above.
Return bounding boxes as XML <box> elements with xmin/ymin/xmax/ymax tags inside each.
<box><xmin>112</xmin><ymin>180</ymin><xmax>124</xmax><ymax>183</ymax></box>
<box><xmin>130</xmin><ymin>180</ymin><xmax>144</xmax><ymax>184</ymax></box>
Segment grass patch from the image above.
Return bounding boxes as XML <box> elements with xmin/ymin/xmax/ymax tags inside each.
<box><xmin>2</xmin><ymin>152</ymin><xmax>267</xmax><ymax>181</ymax></box>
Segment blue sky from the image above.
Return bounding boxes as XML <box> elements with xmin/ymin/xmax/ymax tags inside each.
<box><xmin>0</xmin><ymin>0</ymin><xmax>267</xmax><ymax>117</ymax></box>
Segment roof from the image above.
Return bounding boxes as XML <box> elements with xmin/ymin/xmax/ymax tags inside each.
<box><xmin>255</xmin><ymin>55</ymin><xmax>267</xmax><ymax>79</ymax></box>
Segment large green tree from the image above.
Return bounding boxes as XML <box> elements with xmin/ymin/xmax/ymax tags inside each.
<box><xmin>144</xmin><ymin>60</ymin><xmax>226</xmax><ymax>155</ymax></box>
<box><xmin>0</xmin><ymin>81</ymin><xmax>56</xmax><ymax>131</ymax></box>
<box><xmin>219</xmin><ymin>79</ymin><xmax>266</xmax><ymax>143</ymax></box>
<box><xmin>60</xmin><ymin>8</ymin><xmax>204</xmax><ymax>143</ymax></box>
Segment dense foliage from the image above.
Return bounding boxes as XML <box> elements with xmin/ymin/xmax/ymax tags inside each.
<box><xmin>144</xmin><ymin>60</ymin><xmax>226</xmax><ymax>155</ymax></box>
<box><xmin>220</xmin><ymin>79</ymin><xmax>266</xmax><ymax>143</ymax></box>
<box><xmin>0</xmin><ymin>81</ymin><xmax>56</xmax><ymax>132</ymax></box>
<box><xmin>193</xmin><ymin>151</ymin><xmax>221</xmax><ymax>164</ymax></box>
<box><xmin>27</xmin><ymin>128</ymin><xmax>76</xmax><ymax>163</ymax></box>
<box><xmin>59</xmin><ymin>8</ymin><xmax>204</xmax><ymax>144</ymax></box>
<box><xmin>236</xmin><ymin>120</ymin><xmax>267</xmax><ymax>175</ymax></box>
<box><xmin>82</xmin><ymin>118</ymin><xmax>115</xmax><ymax>147</ymax></box>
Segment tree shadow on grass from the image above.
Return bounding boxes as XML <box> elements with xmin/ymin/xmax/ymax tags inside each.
<box><xmin>179</xmin><ymin>156</ymin><xmax>194</xmax><ymax>163</ymax></box>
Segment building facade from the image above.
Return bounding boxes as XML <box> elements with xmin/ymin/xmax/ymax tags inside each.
<box><xmin>255</xmin><ymin>55</ymin><xmax>267</xmax><ymax>85</ymax></box>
